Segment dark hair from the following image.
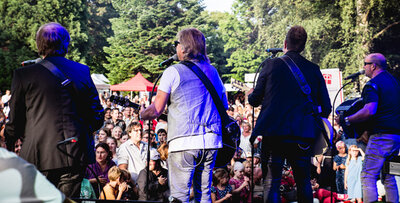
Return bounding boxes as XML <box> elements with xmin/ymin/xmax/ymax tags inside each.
<box><xmin>126</xmin><ymin>121</ymin><xmax>142</xmax><ymax>134</ymax></box>
<box><xmin>99</xmin><ymin>127</ymin><xmax>111</xmax><ymax>137</ymax></box>
<box><xmin>212</xmin><ymin>168</ymin><xmax>229</xmax><ymax>186</ymax></box>
<box><xmin>157</xmin><ymin>128</ymin><xmax>167</xmax><ymax>135</ymax></box>
<box><xmin>36</xmin><ymin>22</ymin><xmax>70</xmax><ymax>57</ymax></box>
<box><xmin>95</xmin><ymin>142</ymin><xmax>112</xmax><ymax>161</ymax></box>
<box><xmin>285</xmin><ymin>26</ymin><xmax>307</xmax><ymax>52</ymax></box>
<box><xmin>177</xmin><ymin>28</ymin><xmax>209</xmax><ymax>62</ymax></box>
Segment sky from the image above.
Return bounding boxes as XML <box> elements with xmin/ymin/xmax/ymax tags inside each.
<box><xmin>202</xmin><ymin>0</ymin><xmax>234</xmax><ymax>13</ymax></box>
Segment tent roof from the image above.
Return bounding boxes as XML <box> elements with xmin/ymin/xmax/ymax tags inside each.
<box><xmin>110</xmin><ymin>72</ymin><xmax>157</xmax><ymax>92</ymax></box>
<box><xmin>91</xmin><ymin>73</ymin><xmax>110</xmax><ymax>90</ymax></box>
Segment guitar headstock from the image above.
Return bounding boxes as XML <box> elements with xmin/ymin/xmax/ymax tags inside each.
<box><xmin>109</xmin><ymin>95</ymin><xmax>140</xmax><ymax>110</ymax></box>
<box><xmin>230</xmin><ymin>78</ymin><xmax>251</xmax><ymax>92</ymax></box>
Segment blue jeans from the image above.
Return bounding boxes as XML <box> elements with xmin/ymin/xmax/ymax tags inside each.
<box><xmin>361</xmin><ymin>133</ymin><xmax>400</xmax><ymax>203</ymax></box>
<box><xmin>168</xmin><ymin>149</ymin><xmax>217</xmax><ymax>203</ymax></box>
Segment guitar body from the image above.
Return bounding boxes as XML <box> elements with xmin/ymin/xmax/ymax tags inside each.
<box><xmin>335</xmin><ymin>97</ymin><xmax>365</xmax><ymax>139</ymax></box>
<box><xmin>313</xmin><ymin>117</ymin><xmax>333</xmax><ymax>156</ymax></box>
<box><xmin>215</xmin><ymin>118</ymin><xmax>240</xmax><ymax>168</ymax></box>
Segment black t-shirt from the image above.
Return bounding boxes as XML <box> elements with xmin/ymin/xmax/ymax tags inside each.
<box><xmin>361</xmin><ymin>71</ymin><xmax>400</xmax><ymax>134</ymax></box>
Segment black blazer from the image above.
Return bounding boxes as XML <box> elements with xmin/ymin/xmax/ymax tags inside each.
<box><xmin>248</xmin><ymin>51</ymin><xmax>331</xmax><ymax>142</ymax></box>
<box><xmin>5</xmin><ymin>56</ymin><xmax>104</xmax><ymax>171</ymax></box>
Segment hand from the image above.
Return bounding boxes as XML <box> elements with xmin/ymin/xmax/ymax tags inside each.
<box><xmin>245</xmin><ymin>88</ymin><xmax>254</xmax><ymax>98</ymax></box>
<box><xmin>224</xmin><ymin>193</ymin><xmax>232</xmax><ymax>200</ymax></box>
<box><xmin>119</xmin><ymin>182</ymin><xmax>128</xmax><ymax>192</ymax></box>
<box><xmin>98</xmin><ymin>176</ymin><xmax>107</xmax><ymax>185</ymax></box>
<box><xmin>339</xmin><ymin>164</ymin><xmax>346</xmax><ymax>169</ymax></box>
<box><xmin>158</xmin><ymin>176</ymin><xmax>167</xmax><ymax>185</ymax></box>
<box><xmin>316</xmin><ymin>166</ymin><xmax>321</xmax><ymax>174</ymax></box>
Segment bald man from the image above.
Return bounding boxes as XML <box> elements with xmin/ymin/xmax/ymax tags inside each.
<box><xmin>337</xmin><ymin>53</ymin><xmax>400</xmax><ymax>202</ymax></box>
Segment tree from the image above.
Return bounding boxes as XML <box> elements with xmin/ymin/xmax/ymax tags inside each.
<box><xmin>0</xmin><ymin>0</ymin><xmax>90</xmax><ymax>92</ymax></box>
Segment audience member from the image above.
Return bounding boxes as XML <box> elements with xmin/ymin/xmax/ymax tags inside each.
<box><xmin>106</xmin><ymin>137</ymin><xmax>118</xmax><ymax>165</ymax></box>
<box><xmin>211</xmin><ymin>168</ymin><xmax>233</xmax><ymax>203</ymax></box>
<box><xmin>98</xmin><ymin>127</ymin><xmax>111</xmax><ymax>144</ymax></box>
<box><xmin>108</xmin><ymin>109</ymin><xmax>126</xmax><ymax>131</ymax></box>
<box><xmin>229</xmin><ymin>162</ymin><xmax>250</xmax><ymax>203</ymax></box>
<box><xmin>344</xmin><ymin>145</ymin><xmax>365</xmax><ymax>203</ymax></box>
<box><xmin>100</xmin><ymin>166</ymin><xmax>128</xmax><ymax>200</ymax></box>
<box><xmin>118</xmin><ymin>122</ymin><xmax>147</xmax><ymax>182</ymax></box>
<box><xmin>111</xmin><ymin>126</ymin><xmax>123</xmax><ymax>142</ymax></box>
<box><xmin>137</xmin><ymin>149</ymin><xmax>169</xmax><ymax>201</ymax></box>
<box><xmin>333</xmin><ymin>140</ymin><xmax>347</xmax><ymax>194</ymax></box>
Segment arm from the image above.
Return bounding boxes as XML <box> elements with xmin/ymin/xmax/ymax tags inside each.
<box><xmin>347</xmin><ymin>102</ymin><xmax>377</xmax><ymax>123</ymax></box>
<box><xmin>248</xmin><ymin>61</ymin><xmax>268</xmax><ymax>107</ymax></box>
<box><xmin>4</xmin><ymin>70</ymin><xmax>26</xmax><ymax>151</ymax></box>
<box><xmin>316</xmin><ymin>155</ymin><xmax>323</xmax><ymax>174</ymax></box>
<box><xmin>344</xmin><ymin>166</ymin><xmax>349</xmax><ymax>190</ymax></box>
<box><xmin>333</xmin><ymin>161</ymin><xmax>338</xmax><ymax>171</ymax></box>
<box><xmin>231</xmin><ymin>181</ymin><xmax>248</xmax><ymax>194</ymax></box>
<box><xmin>358</xmin><ymin>148</ymin><xmax>365</xmax><ymax>160</ymax></box>
<box><xmin>140</xmin><ymin>90</ymin><xmax>169</xmax><ymax>120</ymax></box>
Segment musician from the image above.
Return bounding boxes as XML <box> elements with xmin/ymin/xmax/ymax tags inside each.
<box><xmin>140</xmin><ymin>28</ymin><xmax>228</xmax><ymax>202</ymax></box>
<box><xmin>247</xmin><ymin>26</ymin><xmax>331</xmax><ymax>202</ymax></box>
<box><xmin>336</xmin><ymin>53</ymin><xmax>400</xmax><ymax>203</ymax></box>
<box><xmin>4</xmin><ymin>22</ymin><xmax>104</xmax><ymax>197</ymax></box>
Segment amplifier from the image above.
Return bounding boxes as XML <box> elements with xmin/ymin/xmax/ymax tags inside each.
<box><xmin>383</xmin><ymin>156</ymin><xmax>400</xmax><ymax>176</ymax></box>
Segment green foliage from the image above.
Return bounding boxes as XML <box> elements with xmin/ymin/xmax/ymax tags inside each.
<box><xmin>0</xmin><ymin>0</ymin><xmax>89</xmax><ymax>92</ymax></box>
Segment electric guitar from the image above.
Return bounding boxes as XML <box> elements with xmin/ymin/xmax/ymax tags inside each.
<box><xmin>230</xmin><ymin>78</ymin><xmax>251</xmax><ymax>92</ymax></box>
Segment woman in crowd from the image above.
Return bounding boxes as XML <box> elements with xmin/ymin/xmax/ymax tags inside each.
<box><xmin>111</xmin><ymin>126</ymin><xmax>123</xmax><ymax>143</ymax></box>
<box><xmin>120</xmin><ymin>132</ymin><xmax>129</xmax><ymax>145</ymax></box>
<box><xmin>137</xmin><ymin>149</ymin><xmax>169</xmax><ymax>201</ymax></box>
<box><xmin>85</xmin><ymin>143</ymin><xmax>116</xmax><ymax>197</ymax></box>
<box><xmin>106</xmin><ymin>137</ymin><xmax>118</xmax><ymax>165</ymax></box>
<box><xmin>239</xmin><ymin>122</ymin><xmax>252</xmax><ymax>155</ymax></box>
<box><xmin>98</xmin><ymin>127</ymin><xmax>111</xmax><ymax>144</ymax></box>
<box><xmin>100</xmin><ymin>166</ymin><xmax>128</xmax><ymax>200</ymax></box>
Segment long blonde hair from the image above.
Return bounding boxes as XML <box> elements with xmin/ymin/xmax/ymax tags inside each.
<box><xmin>345</xmin><ymin>145</ymin><xmax>364</xmax><ymax>166</ymax></box>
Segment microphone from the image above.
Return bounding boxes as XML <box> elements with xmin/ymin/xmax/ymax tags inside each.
<box><xmin>57</xmin><ymin>137</ymin><xmax>78</xmax><ymax>145</ymax></box>
<box><xmin>344</xmin><ymin>70</ymin><xmax>365</xmax><ymax>80</ymax></box>
<box><xmin>265</xmin><ymin>48</ymin><xmax>283</xmax><ymax>53</ymax></box>
<box><xmin>159</xmin><ymin>54</ymin><xmax>178</xmax><ymax>67</ymax></box>
<box><xmin>21</xmin><ymin>58</ymin><xmax>42</xmax><ymax>66</ymax></box>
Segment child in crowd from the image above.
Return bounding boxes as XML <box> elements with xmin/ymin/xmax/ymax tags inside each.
<box><xmin>100</xmin><ymin>166</ymin><xmax>128</xmax><ymax>200</ymax></box>
<box><xmin>344</xmin><ymin>145</ymin><xmax>365</xmax><ymax>202</ymax></box>
<box><xmin>229</xmin><ymin>162</ymin><xmax>250</xmax><ymax>203</ymax></box>
<box><xmin>211</xmin><ymin>168</ymin><xmax>233</xmax><ymax>203</ymax></box>
<box><xmin>243</xmin><ymin>160</ymin><xmax>252</xmax><ymax>178</ymax></box>
<box><xmin>333</xmin><ymin>141</ymin><xmax>347</xmax><ymax>194</ymax></box>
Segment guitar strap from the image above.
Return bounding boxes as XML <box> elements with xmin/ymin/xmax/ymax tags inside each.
<box><xmin>180</xmin><ymin>61</ymin><xmax>230</xmax><ymax>126</ymax></box>
<box><xmin>279</xmin><ymin>55</ymin><xmax>331</xmax><ymax>147</ymax></box>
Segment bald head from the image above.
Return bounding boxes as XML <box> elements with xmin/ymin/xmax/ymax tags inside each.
<box><xmin>366</xmin><ymin>53</ymin><xmax>387</xmax><ymax>70</ymax></box>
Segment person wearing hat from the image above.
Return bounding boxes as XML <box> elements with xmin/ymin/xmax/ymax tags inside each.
<box><xmin>137</xmin><ymin>149</ymin><xmax>170</xmax><ymax>201</ymax></box>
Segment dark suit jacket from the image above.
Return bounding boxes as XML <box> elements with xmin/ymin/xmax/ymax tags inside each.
<box><xmin>248</xmin><ymin>51</ymin><xmax>331</xmax><ymax>143</ymax></box>
<box><xmin>5</xmin><ymin>56</ymin><xmax>104</xmax><ymax>171</ymax></box>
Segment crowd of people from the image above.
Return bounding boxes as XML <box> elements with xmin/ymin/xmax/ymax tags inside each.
<box><xmin>0</xmin><ymin>22</ymin><xmax>399</xmax><ymax>203</ymax></box>
<box><xmin>0</xmin><ymin>88</ymin><xmax>393</xmax><ymax>202</ymax></box>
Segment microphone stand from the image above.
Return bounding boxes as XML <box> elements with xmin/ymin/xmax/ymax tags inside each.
<box><xmin>56</xmin><ymin>142</ymin><xmax>107</xmax><ymax>199</ymax></box>
<box><xmin>144</xmin><ymin>69</ymin><xmax>164</xmax><ymax>201</ymax></box>
<box><xmin>329</xmin><ymin>78</ymin><xmax>358</xmax><ymax>203</ymax></box>
<box><xmin>250</xmin><ymin>51</ymin><xmax>280</xmax><ymax>203</ymax></box>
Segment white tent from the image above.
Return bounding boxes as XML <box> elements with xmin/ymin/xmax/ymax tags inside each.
<box><xmin>91</xmin><ymin>73</ymin><xmax>110</xmax><ymax>91</ymax></box>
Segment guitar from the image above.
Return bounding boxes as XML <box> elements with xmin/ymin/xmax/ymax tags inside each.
<box><xmin>313</xmin><ymin>117</ymin><xmax>334</xmax><ymax>156</ymax></box>
<box><xmin>109</xmin><ymin>95</ymin><xmax>140</xmax><ymax>110</ymax></box>
<box><xmin>230</xmin><ymin>78</ymin><xmax>251</xmax><ymax>92</ymax></box>
<box><xmin>335</xmin><ymin>97</ymin><xmax>366</xmax><ymax>139</ymax></box>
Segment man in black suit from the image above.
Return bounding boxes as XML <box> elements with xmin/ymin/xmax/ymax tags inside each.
<box><xmin>247</xmin><ymin>26</ymin><xmax>331</xmax><ymax>202</ymax></box>
<box><xmin>4</xmin><ymin>22</ymin><xmax>104</xmax><ymax>197</ymax></box>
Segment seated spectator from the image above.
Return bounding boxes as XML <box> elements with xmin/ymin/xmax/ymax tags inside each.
<box><xmin>111</xmin><ymin>126</ymin><xmax>123</xmax><ymax>142</ymax></box>
<box><xmin>107</xmin><ymin>109</ymin><xmax>126</xmax><ymax>131</ymax></box>
<box><xmin>120</xmin><ymin>132</ymin><xmax>129</xmax><ymax>145</ymax></box>
<box><xmin>211</xmin><ymin>168</ymin><xmax>233</xmax><ymax>203</ymax></box>
<box><xmin>137</xmin><ymin>149</ymin><xmax>169</xmax><ymax>201</ymax></box>
<box><xmin>100</xmin><ymin>166</ymin><xmax>128</xmax><ymax>200</ymax></box>
<box><xmin>119</xmin><ymin>169</ymin><xmax>138</xmax><ymax>200</ymax></box>
<box><xmin>157</xmin><ymin>128</ymin><xmax>167</xmax><ymax>146</ymax></box>
<box><xmin>106</xmin><ymin>137</ymin><xmax>118</xmax><ymax>165</ymax></box>
<box><xmin>229</xmin><ymin>162</ymin><xmax>250</xmax><ymax>203</ymax></box>
<box><xmin>85</xmin><ymin>143</ymin><xmax>116</xmax><ymax>197</ymax></box>
<box><xmin>97</xmin><ymin>127</ymin><xmax>111</xmax><ymax>144</ymax></box>
<box><xmin>118</xmin><ymin>121</ymin><xmax>147</xmax><ymax>182</ymax></box>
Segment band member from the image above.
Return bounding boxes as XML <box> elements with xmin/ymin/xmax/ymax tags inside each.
<box><xmin>140</xmin><ymin>28</ymin><xmax>228</xmax><ymax>202</ymax></box>
<box><xmin>247</xmin><ymin>26</ymin><xmax>331</xmax><ymax>202</ymax></box>
<box><xmin>337</xmin><ymin>53</ymin><xmax>400</xmax><ymax>203</ymax></box>
<box><xmin>4</xmin><ymin>22</ymin><xmax>104</xmax><ymax>197</ymax></box>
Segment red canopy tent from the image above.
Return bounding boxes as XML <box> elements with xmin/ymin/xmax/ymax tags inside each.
<box><xmin>110</xmin><ymin>72</ymin><xmax>157</xmax><ymax>92</ymax></box>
